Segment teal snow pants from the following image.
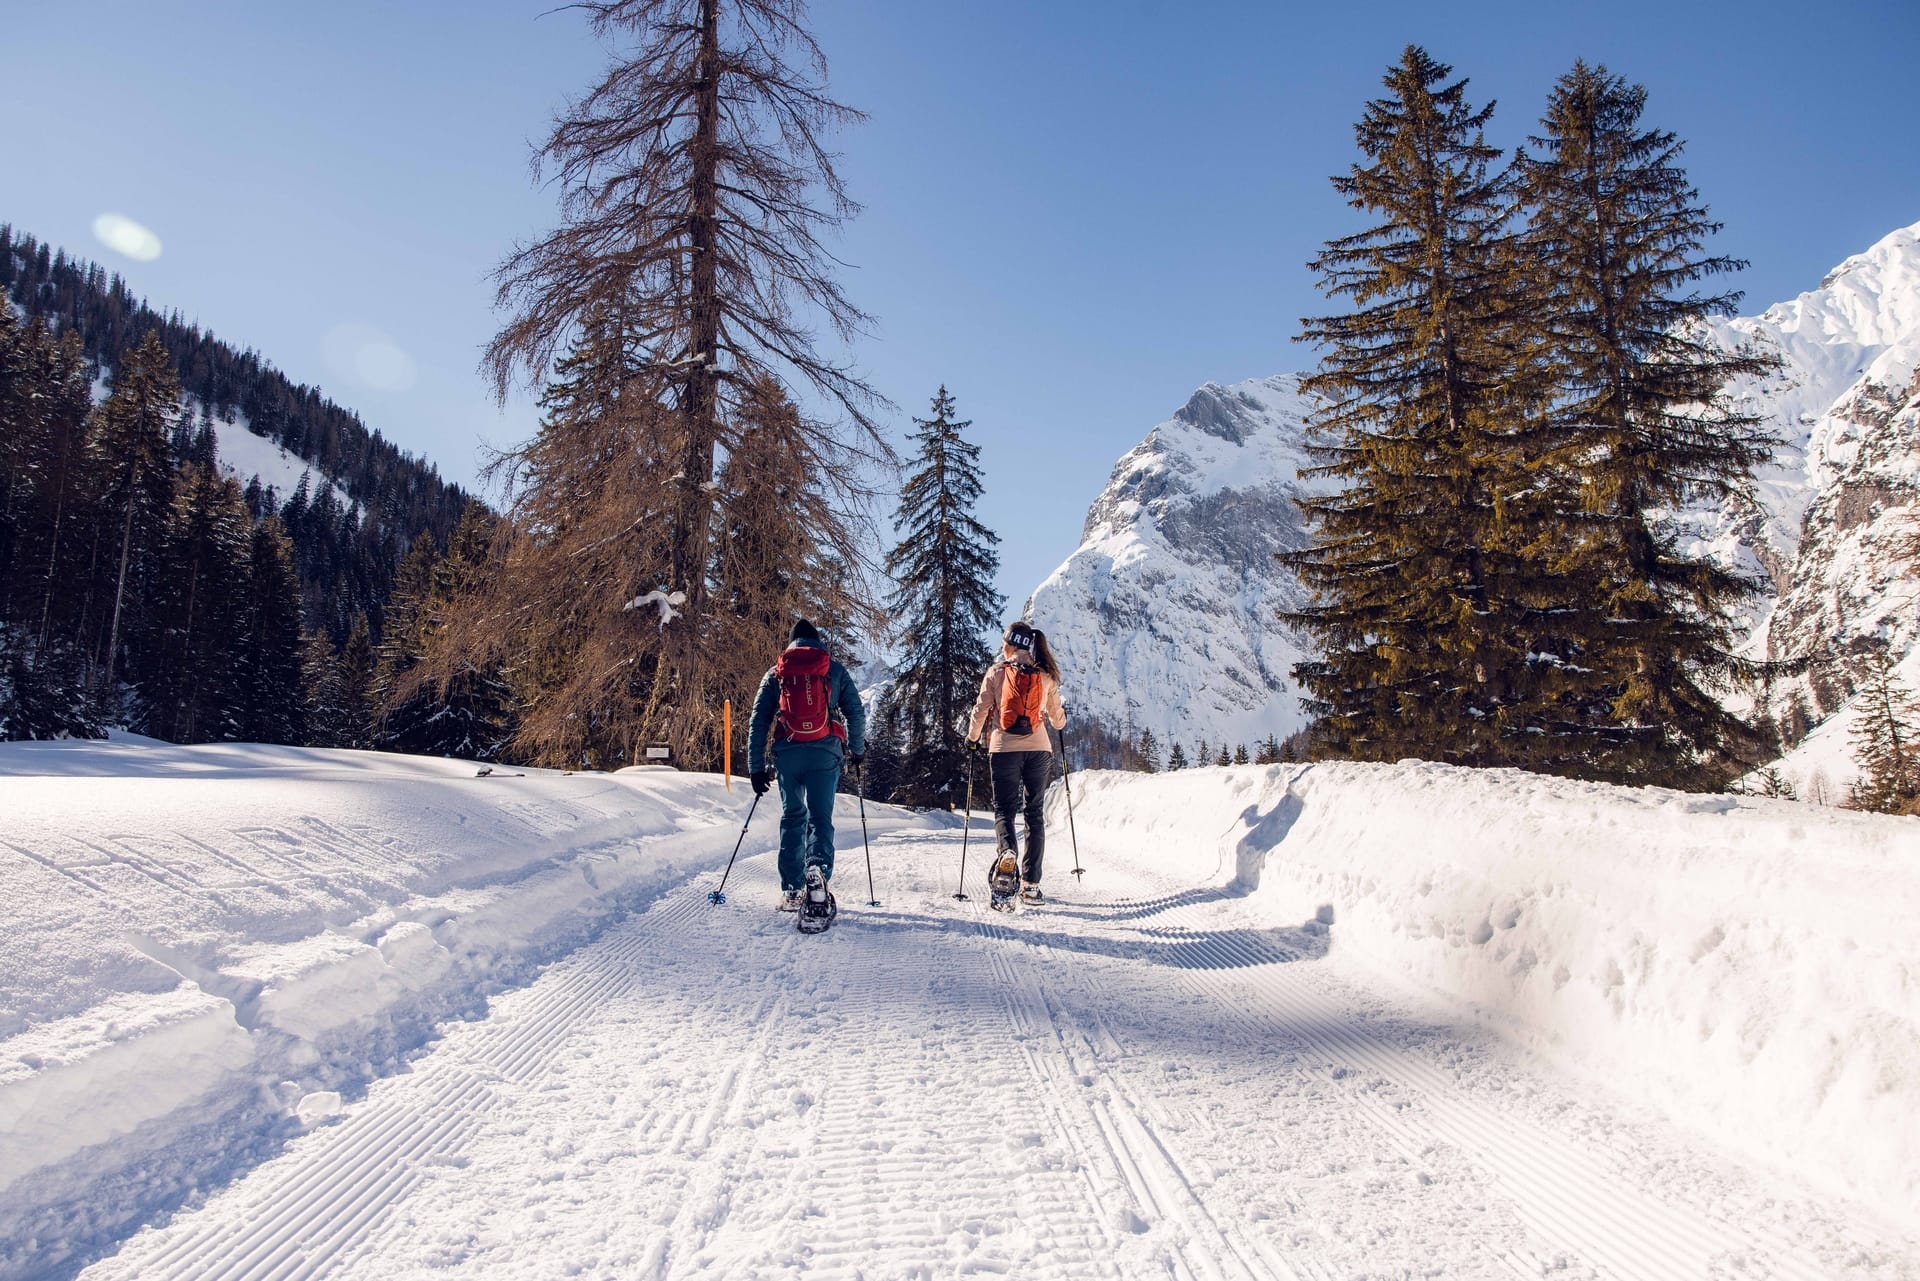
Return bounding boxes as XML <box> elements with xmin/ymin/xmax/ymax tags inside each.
<box><xmin>774</xmin><ymin>739</ymin><xmax>842</xmax><ymax>891</ymax></box>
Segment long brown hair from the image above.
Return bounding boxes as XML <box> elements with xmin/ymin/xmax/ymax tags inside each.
<box><xmin>1005</xmin><ymin>621</ymin><xmax>1061</xmax><ymax>681</ymax></box>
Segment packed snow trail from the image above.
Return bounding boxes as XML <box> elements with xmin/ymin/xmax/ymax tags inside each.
<box><xmin>76</xmin><ymin>828</ymin><xmax>1914</xmax><ymax>1280</ymax></box>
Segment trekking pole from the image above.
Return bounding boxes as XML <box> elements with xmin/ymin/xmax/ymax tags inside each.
<box><xmin>954</xmin><ymin>745</ymin><xmax>975</xmax><ymax>901</ymax></box>
<box><xmin>708</xmin><ymin>791</ymin><xmax>763</xmax><ymax>905</ymax></box>
<box><xmin>856</xmin><ymin>762</ymin><xmax>879</xmax><ymax>907</ymax></box>
<box><xmin>1060</xmin><ymin>725</ymin><xmax>1084</xmax><ymax>882</ymax></box>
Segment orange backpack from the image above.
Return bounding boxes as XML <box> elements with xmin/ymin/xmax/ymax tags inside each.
<box><xmin>999</xmin><ymin>661</ymin><xmax>1046</xmax><ymax>736</ymax></box>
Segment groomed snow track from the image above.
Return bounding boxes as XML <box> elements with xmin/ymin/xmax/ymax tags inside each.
<box><xmin>67</xmin><ymin>827</ymin><xmax>1916</xmax><ymax>1280</ymax></box>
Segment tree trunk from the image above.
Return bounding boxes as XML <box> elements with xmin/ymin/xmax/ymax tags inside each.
<box><xmin>37</xmin><ymin>460</ymin><xmax>70</xmax><ymax>646</ymax></box>
<box><xmin>178</xmin><ymin>554</ymin><xmax>203</xmax><ymax>742</ymax></box>
<box><xmin>667</xmin><ymin>0</ymin><xmax>723</xmax><ymax>756</ymax></box>
<box><xmin>103</xmin><ymin>467</ymin><xmax>139</xmax><ymax>698</ymax></box>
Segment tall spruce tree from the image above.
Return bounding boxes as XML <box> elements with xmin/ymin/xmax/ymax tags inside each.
<box><xmin>235</xmin><ymin>516</ymin><xmax>307</xmax><ymax>744</ymax></box>
<box><xmin>1513</xmin><ymin>62</ymin><xmax>1778</xmax><ymax>786</ymax></box>
<box><xmin>149</xmin><ymin>463</ymin><xmax>252</xmax><ymax>742</ymax></box>
<box><xmin>1284</xmin><ymin>47</ymin><xmax>1538</xmax><ymax>767</ymax></box>
<box><xmin>337</xmin><ymin>613</ymin><xmax>377</xmax><ymax>750</ymax></box>
<box><xmin>91</xmin><ymin>331</ymin><xmax>181</xmax><ymax>704</ymax></box>
<box><xmin>0</xmin><ymin>314</ymin><xmax>101</xmax><ymax>737</ymax></box>
<box><xmin>302</xmin><ymin>629</ymin><xmax>348</xmax><ymax>747</ymax></box>
<box><xmin>1137</xmin><ymin>727</ymin><xmax>1161</xmax><ymax>773</ymax></box>
<box><xmin>858</xmin><ymin>698</ymin><xmax>907</xmax><ymax>804</ymax></box>
<box><xmin>27</xmin><ymin>329</ymin><xmax>97</xmax><ymax>653</ymax></box>
<box><xmin>884</xmin><ymin>387</ymin><xmax>1003</xmax><ymax>807</ymax></box>
<box><xmin>1847</xmin><ymin>648</ymin><xmax>1920</xmax><ymax>814</ymax></box>
<box><xmin>0</xmin><ymin>307</ymin><xmax>38</xmax><ymax>614</ymax></box>
<box><xmin>374</xmin><ymin>535</ymin><xmax>440</xmax><ymax>735</ymax></box>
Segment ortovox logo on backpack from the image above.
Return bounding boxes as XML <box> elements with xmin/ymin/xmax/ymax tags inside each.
<box><xmin>776</xmin><ymin>645</ymin><xmax>844</xmax><ymax>743</ymax></box>
<box><xmin>999</xmin><ymin>661</ymin><xmax>1046</xmax><ymax>737</ymax></box>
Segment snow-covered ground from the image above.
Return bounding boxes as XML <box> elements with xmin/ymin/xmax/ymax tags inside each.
<box><xmin>1067</xmin><ymin>763</ymin><xmax>1920</xmax><ymax>1228</ymax></box>
<box><xmin>3</xmin><ymin>743</ymin><xmax>1916</xmax><ymax>1278</ymax></box>
<box><xmin>209</xmin><ymin>413</ymin><xmax>350</xmax><ymax>510</ymax></box>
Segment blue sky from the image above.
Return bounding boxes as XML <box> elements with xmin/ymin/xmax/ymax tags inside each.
<box><xmin>5</xmin><ymin>0</ymin><xmax>1918</xmax><ymax>612</ymax></box>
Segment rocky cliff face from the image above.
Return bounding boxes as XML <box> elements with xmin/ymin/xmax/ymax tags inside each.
<box><xmin>1023</xmin><ymin>375</ymin><xmax>1325</xmax><ymax>754</ymax></box>
<box><xmin>1714</xmin><ymin>222</ymin><xmax>1920</xmax><ymax>792</ymax></box>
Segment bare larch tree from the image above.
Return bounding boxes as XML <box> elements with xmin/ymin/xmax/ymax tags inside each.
<box><xmin>483</xmin><ymin>0</ymin><xmax>888</xmax><ymax>757</ymax></box>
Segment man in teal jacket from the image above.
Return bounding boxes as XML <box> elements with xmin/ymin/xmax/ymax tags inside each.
<box><xmin>748</xmin><ymin>619</ymin><xmax>867</xmax><ymax>909</ymax></box>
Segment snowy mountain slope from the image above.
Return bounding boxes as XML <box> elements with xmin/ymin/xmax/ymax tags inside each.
<box><xmin>13</xmin><ymin>748</ymin><xmax>1916</xmax><ymax>1278</ymax></box>
<box><xmin>1713</xmin><ymin>220</ymin><xmax>1920</xmax><ymax>570</ymax></box>
<box><xmin>1708</xmin><ymin>221</ymin><xmax>1920</xmax><ymax>790</ymax></box>
<box><xmin>87</xmin><ymin>378</ymin><xmax>350</xmax><ymax>510</ymax></box>
<box><xmin>209</xmin><ymin>409</ymin><xmax>353</xmax><ymax>509</ymax></box>
<box><xmin>1024</xmin><ymin>375</ymin><xmax>1327</xmax><ymax>751</ymax></box>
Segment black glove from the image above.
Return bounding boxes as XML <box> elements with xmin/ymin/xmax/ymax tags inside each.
<box><xmin>750</xmin><ymin>769</ymin><xmax>771</xmax><ymax>796</ymax></box>
<box><xmin>849</xmin><ymin>752</ymin><xmax>865</xmax><ymax>768</ymax></box>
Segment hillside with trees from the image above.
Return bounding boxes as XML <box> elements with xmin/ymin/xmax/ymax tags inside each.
<box><xmin>1</xmin><ymin>226</ymin><xmax>478</xmax><ymax>745</ymax></box>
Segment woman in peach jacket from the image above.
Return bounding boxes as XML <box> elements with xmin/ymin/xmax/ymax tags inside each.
<box><xmin>966</xmin><ymin>621</ymin><xmax>1068</xmax><ymax>902</ymax></box>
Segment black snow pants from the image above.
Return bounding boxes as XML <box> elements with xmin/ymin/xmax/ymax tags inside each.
<box><xmin>989</xmin><ymin>749</ymin><xmax>1052</xmax><ymax>884</ymax></box>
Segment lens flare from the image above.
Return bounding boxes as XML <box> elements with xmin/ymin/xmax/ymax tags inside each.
<box><xmin>91</xmin><ymin>214</ymin><xmax>163</xmax><ymax>262</ymax></box>
<box><xmin>322</xmin><ymin>323</ymin><xmax>418</xmax><ymax>393</ymax></box>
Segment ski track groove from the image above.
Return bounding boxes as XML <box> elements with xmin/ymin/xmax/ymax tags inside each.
<box><xmin>677</xmin><ymin>840</ymin><xmax>1122</xmax><ymax>1280</ymax></box>
<box><xmin>135</xmin><ymin>1074</ymin><xmax>489</xmax><ymax>1281</ymax></box>
<box><xmin>1078</xmin><ymin>857</ymin><xmax>1836</xmax><ymax>1281</ymax></box>
<box><xmin>971</xmin><ymin>890</ymin><xmax>1316</xmax><ymax>1281</ymax></box>
<box><xmin>71</xmin><ymin>824</ymin><xmax>1908</xmax><ymax>1281</ymax></box>
<box><xmin>86</xmin><ymin>859</ymin><xmax>729</xmax><ymax>1281</ymax></box>
<box><xmin>1064</xmin><ymin>877</ymin><xmax>1550</xmax><ymax>1278</ymax></box>
<box><xmin>966</xmin><ymin>929</ymin><xmax>1130</xmax><ymax>1266</ymax></box>
<box><xmin>653</xmin><ymin>958</ymin><xmax>791</xmax><ymax>1281</ymax></box>
<box><xmin>1107</xmin><ymin>874</ymin><xmax>1676</xmax><ymax>1279</ymax></box>
<box><xmin>1052</xmin><ymin>874</ymin><xmax>1546</xmax><ymax>1280</ymax></box>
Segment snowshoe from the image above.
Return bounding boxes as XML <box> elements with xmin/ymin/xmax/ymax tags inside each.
<box><xmin>989</xmin><ymin>851</ymin><xmax>1020</xmax><ymax>913</ymax></box>
<box><xmin>1019</xmin><ymin>883</ymin><xmax>1044</xmax><ymax>905</ymax></box>
<box><xmin>798</xmin><ymin>865</ymin><xmax>837</xmax><ymax>933</ymax></box>
<box><xmin>778</xmin><ymin>888</ymin><xmax>801</xmax><ymax>912</ymax></box>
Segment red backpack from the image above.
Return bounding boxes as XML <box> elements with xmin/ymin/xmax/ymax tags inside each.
<box><xmin>775</xmin><ymin>645</ymin><xmax>845</xmax><ymax>743</ymax></box>
<box><xmin>999</xmin><ymin>661</ymin><xmax>1046</xmax><ymax>736</ymax></box>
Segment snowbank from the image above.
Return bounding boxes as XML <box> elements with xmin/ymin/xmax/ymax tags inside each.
<box><xmin>0</xmin><ymin>739</ymin><xmax>916</xmax><ymax>1273</ymax></box>
<box><xmin>1055</xmin><ymin>761</ymin><xmax>1920</xmax><ymax>1229</ymax></box>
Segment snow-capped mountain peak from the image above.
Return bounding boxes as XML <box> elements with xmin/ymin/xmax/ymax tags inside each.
<box><xmin>1026</xmin><ymin>373</ymin><xmax>1324</xmax><ymax>753</ymax></box>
